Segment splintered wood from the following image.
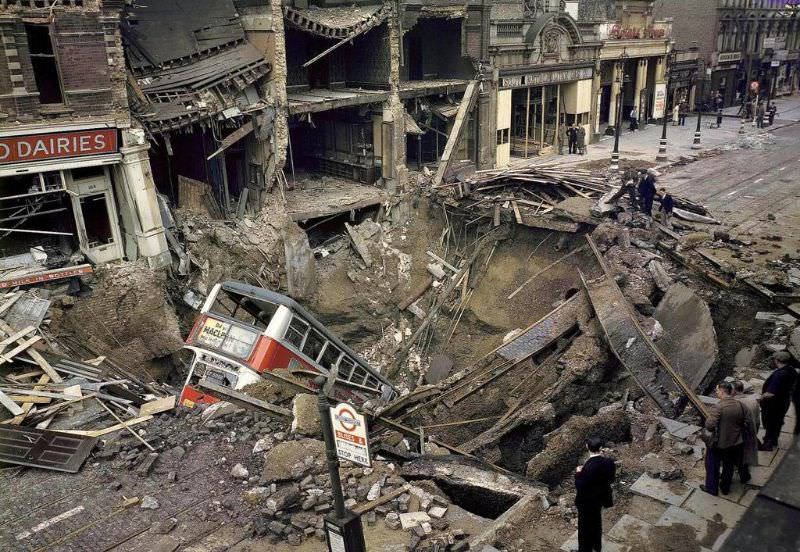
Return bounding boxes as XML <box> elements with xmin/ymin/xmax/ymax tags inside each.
<box><xmin>437</xmin><ymin>165</ymin><xmax>611</xmax><ymax>232</ymax></box>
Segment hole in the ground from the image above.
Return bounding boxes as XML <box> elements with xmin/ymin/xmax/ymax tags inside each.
<box><xmin>433</xmin><ymin>480</ymin><xmax>519</xmax><ymax>520</ymax></box>
<box><xmin>299</xmin><ymin>205</ymin><xmax>380</xmax><ymax>249</ymax></box>
<box><xmin>564</xmin><ymin>287</ymin><xmax>580</xmax><ymax>300</ymax></box>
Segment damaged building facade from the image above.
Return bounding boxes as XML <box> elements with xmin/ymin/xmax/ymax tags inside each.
<box><xmin>0</xmin><ymin>0</ymin><xmax>169</xmax><ymax>270</ymax></box>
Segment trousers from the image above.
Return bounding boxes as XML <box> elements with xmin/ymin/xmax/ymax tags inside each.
<box><xmin>705</xmin><ymin>444</ymin><xmax>742</xmax><ymax>495</ymax></box>
<box><xmin>762</xmin><ymin>401</ymin><xmax>789</xmax><ymax>446</ymax></box>
<box><xmin>577</xmin><ymin>504</ymin><xmax>603</xmax><ymax>552</ymax></box>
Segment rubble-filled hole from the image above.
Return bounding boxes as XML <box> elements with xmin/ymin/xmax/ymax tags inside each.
<box><xmin>300</xmin><ymin>206</ymin><xmax>380</xmax><ymax>250</ymax></box>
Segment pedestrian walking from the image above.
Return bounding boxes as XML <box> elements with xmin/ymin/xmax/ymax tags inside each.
<box><xmin>672</xmin><ymin>102</ymin><xmax>680</xmax><ymax>126</ymax></box>
<box><xmin>575</xmin><ymin>437</ymin><xmax>616</xmax><ymax>552</ymax></box>
<box><xmin>577</xmin><ymin>125</ymin><xmax>586</xmax><ymax>155</ymax></box>
<box><xmin>716</xmin><ymin>109</ymin><xmax>723</xmax><ymax>128</ymax></box>
<box><xmin>679</xmin><ymin>101</ymin><xmax>688</xmax><ymax>126</ymax></box>
<box><xmin>757</xmin><ymin>101</ymin><xmax>766</xmax><ymax>129</ymax></box>
<box><xmin>701</xmin><ymin>381</ymin><xmax>746</xmax><ymax>496</ymax></box>
<box><xmin>559</xmin><ymin>124</ymin><xmax>568</xmax><ymax>155</ymax></box>
<box><xmin>657</xmin><ymin>187</ymin><xmax>673</xmax><ymax>227</ymax></box>
<box><xmin>568</xmin><ymin>124</ymin><xmax>578</xmax><ymax>154</ymax></box>
<box><xmin>629</xmin><ymin>106</ymin><xmax>638</xmax><ymax>131</ymax></box>
<box><xmin>638</xmin><ymin>168</ymin><xmax>657</xmax><ymax>217</ymax></box>
<box><xmin>759</xmin><ymin>351</ymin><xmax>797</xmax><ymax>451</ymax></box>
<box><xmin>768</xmin><ymin>104</ymin><xmax>777</xmax><ymax>126</ymax></box>
<box><xmin>734</xmin><ymin>380</ymin><xmax>760</xmax><ymax>484</ymax></box>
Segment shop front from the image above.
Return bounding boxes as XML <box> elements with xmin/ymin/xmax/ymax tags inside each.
<box><xmin>496</xmin><ymin>65</ymin><xmax>594</xmax><ymax>165</ymax></box>
<box><xmin>0</xmin><ymin>126</ymin><xmax>169</xmax><ymax>268</ymax></box>
<box><xmin>712</xmin><ymin>51</ymin><xmax>742</xmax><ymax>107</ymax></box>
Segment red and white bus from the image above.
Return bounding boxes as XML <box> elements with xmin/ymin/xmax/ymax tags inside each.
<box><xmin>179</xmin><ymin>281</ymin><xmax>397</xmax><ymax>408</ymax></box>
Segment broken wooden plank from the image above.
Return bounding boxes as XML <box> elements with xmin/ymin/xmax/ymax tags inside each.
<box><xmin>432</xmin><ymin>80</ymin><xmax>479</xmax><ymax>187</ymax></box>
<box><xmin>583</xmin><ymin>236</ymin><xmax>709</xmax><ymax>419</ymax></box>
<box><xmin>512</xmin><ymin>201</ymin><xmax>523</xmax><ymax>224</ymax></box>
<box><xmin>0</xmin><ymin>320</ymin><xmax>62</xmax><ymax>383</ymax></box>
<box><xmin>399</xmin><ymin>277</ymin><xmax>434</xmax><ymax>311</ymax></box>
<box><xmin>139</xmin><ymin>395</ymin><xmax>176</xmax><ymax>417</ymax></box>
<box><xmin>0</xmin><ymin>335</ymin><xmax>40</xmax><ymax>364</ymax></box>
<box><xmin>344</xmin><ymin>222</ymin><xmax>373</xmax><ymax>267</ymax></box>
<box><xmin>96</xmin><ymin>398</ymin><xmax>155</xmax><ymax>452</ymax></box>
<box><xmin>0</xmin><ymin>291</ymin><xmax>21</xmax><ymax>316</ymax></box>
<box><xmin>0</xmin><ymin>389</ymin><xmax>23</xmax><ymax>416</ymax></box>
<box><xmin>493</xmin><ymin>203</ymin><xmax>501</xmax><ymax>227</ymax></box>
<box><xmin>57</xmin><ymin>415</ymin><xmax>153</xmax><ymax>437</ymax></box>
<box><xmin>0</xmin><ymin>325</ymin><xmax>35</xmax><ymax>352</ymax></box>
<box><xmin>352</xmin><ymin>484</ymin><xmax>411</xmax><ymax>515</ymax></box>
<box><xmin>656</xmin><ymin>242</ymin><xmax>730</xmax><ymax>289</ymax></box>
<box><xmin>197</xmin><ymin>378</ymin><xmax>293</xmax><ymax>418</ymax></box>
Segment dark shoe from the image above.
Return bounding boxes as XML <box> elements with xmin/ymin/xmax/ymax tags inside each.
<box><xmin>700</xmin><ymin>485</ymin><xmax>718</xmax><ymax>496</ymax></box>
<box><xmin>720</xmin><ymin>487</ymin><xmax>730</xmax><ymax>496</ymax></box>
<box><xmin>740</xmin><ymin>475</ymin><xmax>751</xmax><ymax>484</ymax></box>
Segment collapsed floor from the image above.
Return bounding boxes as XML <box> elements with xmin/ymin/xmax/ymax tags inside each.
<box><xmin>1</xmin><ymin>152</ymin><xmax>798</xmax><ymax>552</ymax></box>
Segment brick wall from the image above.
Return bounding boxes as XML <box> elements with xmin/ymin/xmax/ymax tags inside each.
<box><xmin>0</xmin><ymin>3</ymin><xmax>128</xmax><ymax>127</ymax></box>
<box><xmin>654</xmin><ymin>0</ymin><xmax>718</xmax><ymax>61</ymax></box>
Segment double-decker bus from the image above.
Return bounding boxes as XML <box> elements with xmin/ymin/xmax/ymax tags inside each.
<box><xmin>179</xmin><ymin>281</ymin><xmax>397</xmax><ymax>408</ymax></box>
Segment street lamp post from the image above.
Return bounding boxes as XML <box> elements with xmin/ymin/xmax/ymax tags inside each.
<box><xmin>656</xmin><ymin>53</ymin><xmax>674</xmax><ymax>162</ymax></box>
<box><xmin>610</xmin><ymin>50</ymin><xmax>629</xmax><ymax>174</ymax></box>
<box><xmin>691</xmin><ymin>71</ymin><xmax>703</xmax><ymax>150</ymax></box>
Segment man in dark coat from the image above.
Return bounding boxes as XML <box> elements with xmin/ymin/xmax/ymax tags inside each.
<box><xmin>760</xmin><ymin>351</ymin><xmax>798</xmax><ymax>450</ymax></box>
<box><xmin>657</xmin><ymin>187</ymin><xmax>674</xmax><ymax>227</ymax></box>
<box><xmin>568</xmin><ymin>124</ymin><xmax>578</xmax><ymax>154</ymax></box>
<box><xmin>575</xmin><ymin>437</ymin><xmax>616</xmax><ymax>552</ymax></box>
<box><xmin>702</xmin><ymin>381</ymin><xmax>746</xmax><ymax>496</ymax></box>
<box><xmin>637</xmin><ymin>169</ymin><xmax>657</xmax><ymax>216</ymax></box>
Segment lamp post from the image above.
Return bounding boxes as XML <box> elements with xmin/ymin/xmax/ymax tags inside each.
<box><xmin>656</xmin><ymin>52</ymin><xmax>675</xmax><ymax>162</ymax></box>
<box><xmin>691</xmin><ymin>70</ymin><xmax>703</xmax><ymax>150</ymax></box>
<box><xmin>610</xmin><ymin>49</ymin><xmax>629</xmax><ymax>174</ymax></box>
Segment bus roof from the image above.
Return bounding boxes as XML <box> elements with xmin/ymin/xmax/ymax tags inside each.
<box><xmin>219</xmin><ymin>281</ymin><xmax>396</xmax><ymax>391</ymax></box>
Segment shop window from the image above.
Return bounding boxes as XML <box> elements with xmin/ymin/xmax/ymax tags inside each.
<box><xmin>496</xmin><ymin>128</ymin><xmax>510</xmax><ymax>145</ymax></box>
<box><xmin>25</xmin><ymin>24</ymin><xmax>64</xmax><ymax>105</ymax></box>
<box><xmin>71</xmin><ymin>165</ymin><xmax>106</xmax><ymax>181</ymax></box>
<box><xmin>79</xmin><ymin>194</ymin><xmax>113</xmax><ymax>247</ymax></box>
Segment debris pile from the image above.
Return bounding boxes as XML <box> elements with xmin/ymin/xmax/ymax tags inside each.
<box><xmin>435</xmin><ymin>165</ymin><xmax>613</xmax><ymax>233</ymax></box>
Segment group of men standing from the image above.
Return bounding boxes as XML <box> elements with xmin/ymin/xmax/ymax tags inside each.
<box><xmin>622</xmin><ymin>168</ymin><xmax>674</xmax><ymax>227</ymax></box>
<box><xmin>559</xmin><ymin>124</ymin><xmax>586</xmax><ymax>156</ymax></box>
<box><xmin>702</xmin><ymin>351</ymin><xmax>799</xmax><ymax>497</ymax></box>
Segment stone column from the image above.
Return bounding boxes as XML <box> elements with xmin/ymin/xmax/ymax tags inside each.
<box><xmin>119</xmin><ymin>129</ymin><xmax>171</xmax><ymax>269</ymax></box>
<box><xmin>634</xmin><ymin>59</ymin><xmax>648</xmax><ymax>115</ymax></box>
<box><xmin>383</xmin><ymin>3</ymin><xmax>407</xmax><ymax>194</ymax></box>
<box><xmin>477</xmin><ymin>70</ymin><xmax>498</xmax><ymax>170</ymax></box>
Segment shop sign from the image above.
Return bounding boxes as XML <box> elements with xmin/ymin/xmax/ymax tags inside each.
<box><xmin>772</xmin><ymin>60</ymin><xmax>781</xmax><ymax>67</ymax></box>
<box><xmin>0</xmin><ymin>129</ymin><xmax>118</xmax><ymax>166</ymax></box>
<box><xmin>763</xmin><ymin>37</ymin><xmax>786</xmax><ymax>50</ymax></box>
<box><xmin>717</xmin><ymin>52</ymin><xmax>742</xmax><ymax>64</ymax></box>
<box><xmin>500</xmin><ymin>67</ymin><xmax>593</xmax><ymax>89</ymax></box>
<box><xmin>653</xmin><ymin>84</ymin><xmax>667</xmax><ymax>119</ymax></box>
<box><xmin>775</xmin><ymin>50</ymin><xmax>788</xmax><ymax>61</ymax></box>
<box><xmin>609</xmin><ymin>24</ymin><xmax>666</xmax><ymax>40</ymax></box>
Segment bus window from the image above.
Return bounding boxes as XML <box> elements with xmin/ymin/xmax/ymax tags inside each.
<box><xmin>211</xmin><ymin>290</ymin><xmax>277</xmax><ymax>330</ymax></box>
<box><xmin>285</xmin><ymin>316</ymin><xmax>308</xmax><ymax>349</ymax></box>
<box><xmin>303</xmin><ymin>329</ymin><xmax>326</xmax><ymax>363</ymax></box>
<box><xmin>320</xmin><ymin>343</ymin><xmax>343</xmax><ymax>370</ymax></box>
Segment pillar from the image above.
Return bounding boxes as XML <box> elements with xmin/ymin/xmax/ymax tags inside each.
<box><xmin>634</xmin><ymin>59</ymin><xmax>648</xmax><ymax>116</ymax></box>
<box><xmin>119</xmin><ymin>129</ymin><xmax>171</xmax><ymax>269</ymax></box>
<box><xmin>609</xmin><ymin>61</ymin><xmax>622</xmax><ymax>127</ymax></box>
<box><xmin>384</xmin><ymin>3</ymin><xmax>407</xmax><ymax>194</ymax></box>
<box><xmin>477</xmin><ymin>71</ymin><xmax>497</xmax><ymax>170</ymax></box>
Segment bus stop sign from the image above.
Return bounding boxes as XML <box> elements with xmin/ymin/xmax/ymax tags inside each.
<box><xmin>330</xmin><ymin>402</ymin><xmax>371</xmax><ymax>467</ymax></box>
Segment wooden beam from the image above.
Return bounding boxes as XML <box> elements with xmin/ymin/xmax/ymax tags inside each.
<box><xmin>0</xmin><ymin>336</ymin><xmax>40</xmax><ymax>364</ymax></box>
<box><xmin>0</xmin><ymin>389</ymin><xmax>23</xmax><ymax>415</ymax></box>
<box><xmin>57</xmin><ymin>415</ymin><xmax>153</xmax><ymax>437</ymax></box>
<box><xmin>432</xmin><ymin>80</ymin><xmax>479</xmax><ymax>187</ymax></box>
<box><xmin>0</xmin><ymin>320</ymin><xmax>62</xmax><ymax>383</ymax></box>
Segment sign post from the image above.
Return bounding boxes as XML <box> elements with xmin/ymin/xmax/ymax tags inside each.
<box><xmin>315</xmin><ymin>377</ymin><xmax>367</xmax><ymax>552</ymax></box>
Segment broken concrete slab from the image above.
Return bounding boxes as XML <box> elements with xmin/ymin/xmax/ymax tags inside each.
<box><xmin>682</xmin><ymin>488</ymin><xmax>746</xmax><ymax>527</ymax></box>
<box><xmin>398</xmin><ymin>511</ymin><xmax>431</xmax><ymax>530</ymax></box>
<box><xmin>607</xmin><ymin>514</ymin><xmax>653</xmax><ymax>543</ymax></box>
<box><xmin>657</xmin><ymin>417</ymin><xmax>702</xmax><ymax>440</ymax></box>
<box><xmin>655</xmin><ymin>505</ymin><xmax>730</xmax><ymax>550</ymax></box>
<box><xmin>426</xmin><ymin>354</ymin><xmax>454</xmax><ymax>384</ymax></box>
<box><xmin>284</xmin><ymin>222</ymin><xmax>317</xmax><ymax>299</ymax></box>
<box><xmin>653</xmin><ymin>283</ymin><xmax>717</xmax><ymax>390</ymax></box>
<box><xmin>261</xmin><ymin>439</ymin><xmax>325</xmax><ymax>483</ymax></box>
<box><xmin>400</xmin><ymin>455</ymin><xmax>546</xmax><ymax>519</ymax></box>
<box><xmin>291</xmin><ymin>394</ymin><xmax>321</xmax><ymax>436</ymax></box>
<box><xmin>630</xmin><ymin>473</ymin><xmax>693</xmax><ymax>506</ymax></box>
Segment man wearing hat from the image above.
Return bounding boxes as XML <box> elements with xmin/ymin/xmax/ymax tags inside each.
<box><xmin>637</xmin><ymin>168</ymin><xmax>658</xmax><ymax>217</ymax></box>
<box><xmin>760</xmin><ymin>351</ymin><xmax>798</xmax><ymax>451</ymax></box>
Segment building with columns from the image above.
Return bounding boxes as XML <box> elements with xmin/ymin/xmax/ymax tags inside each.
<box><xmin>0</xmin><ymin>0</ymin><xmax>169</xmax><ymax>269</ymax></box>
<box><xmin>578</xmin><ymin>0</ymin><xmax>672</xmax><ymax>136</ymax></box>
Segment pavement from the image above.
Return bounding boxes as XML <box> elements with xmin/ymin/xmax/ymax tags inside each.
<box><xmin>561</xmin><ymin>388</ymin><xmax>797</xmax><ymax>552</ymax></box>
<box><xmin>511</xmin><ymin>95</ymin><xmax>800</xmax><ymax>170</ymax></box>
